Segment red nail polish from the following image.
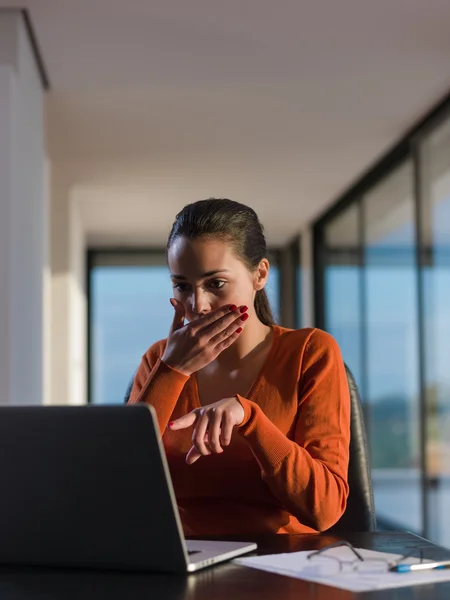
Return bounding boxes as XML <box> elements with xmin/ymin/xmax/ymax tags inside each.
<box><xmin>229</xmin><ymin>304</ymin><xmax>237</xmax><ymax>312</ymax></box>
<box><xmin>240</xmin><ymin>313</ymin><xmax>249</xmax><ymax>321</ymax></box>
<box><xmin>236</xmin><ymin>327</ymin><xmax>243</xmax><ymax>334</ymax></box>
<box><xmin>239</xmin><ymin>306</ymin><xmax>248</xmax><ymax>313</ymax></box>
<box><xmin>168</xmin><ymin>421</ymin><xmax>174</xmax><ymax>428</ymax></box>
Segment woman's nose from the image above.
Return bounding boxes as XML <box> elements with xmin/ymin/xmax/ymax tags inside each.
<box><xmin>191</xmin><ymin>290</ymin><xmax>210</xmax><ymax>315</ymax></box>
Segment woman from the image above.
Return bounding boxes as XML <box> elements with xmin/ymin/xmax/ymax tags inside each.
<box><xmin>128</xmin><ymin>198</ymin><xmax>350</xmax><ymax>535</ymax></box>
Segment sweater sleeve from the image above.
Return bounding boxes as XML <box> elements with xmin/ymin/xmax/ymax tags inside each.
<box><xmin>127</xmin><ymin>341</ymin><xmax>190</xmax><ymax>434</ymax></box>
<box><xmin>236</xmin><ymin>329</ymin><xmax>350</xmax><ymax>532</ymax></box>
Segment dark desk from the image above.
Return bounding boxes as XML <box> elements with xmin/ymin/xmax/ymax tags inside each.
<box><xmin>1</xmin><ymin>532</ymin><xmax>450</xmax><ymax>599</ymax></box>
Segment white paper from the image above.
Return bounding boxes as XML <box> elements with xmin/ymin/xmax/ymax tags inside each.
<box><xmin>234</xmin><ymin>547</ymin><xmax>450</xmax><ymax>592</ymax></box>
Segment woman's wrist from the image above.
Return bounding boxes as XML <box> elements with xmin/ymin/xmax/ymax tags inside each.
<box><xmin>160</xmin><ymin>357</ymin><xmax>192</xmax><ymax>377</ymax></box>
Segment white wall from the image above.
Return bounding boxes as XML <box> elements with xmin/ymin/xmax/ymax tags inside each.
<box><xmin>43</xmin><ymin>159</ymin><xmax>52</xmax><ymax>404</ymax></box>
<box><xmin>0</xmin><ymin>12</ymin><xmax>46</xmax><ymax>405</ymax></box>
<box><xmin>69</xmin><ymin>192</ymin><xmax>87</xmax><ymax>405</ymax></box>
<box><xmin>0</xmin><ymin>65</ymin><xmax>14</xmax><ymax>403</ymax></box>
<box><xmin>50</xmin><ymin>174</ymin><xmax>88</xmax><ymax>405</ymax></box>
<box><xmin>50</xmin><ymin>171</ymin><xmax>70</xmax><ymax>404</ymax></box>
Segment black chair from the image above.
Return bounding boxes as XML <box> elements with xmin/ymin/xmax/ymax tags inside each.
<box><xmin>124</xmin><ymin>372</ymin><xmax>136</xmax><ymax>404</ymax></box>
<box><xmin>123</xmin><ymin>364</ymin><xmax>376</xmax><ymax>532</ymax></box>
<box><xmin>327</xmin><ymin>365</ymin><xmax>376</xmax><ymax>532</ymax></box>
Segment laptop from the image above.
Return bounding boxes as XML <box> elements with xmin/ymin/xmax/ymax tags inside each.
<box><xmin>0</xmin><ymin>404</ymin><xmax>257</xmax><ymax>573</ymax></box>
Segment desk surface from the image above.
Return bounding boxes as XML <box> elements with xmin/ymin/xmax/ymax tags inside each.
<box><xmin>1</xmin><ymin>532</ymin><xmax>449</xmax><ymax>599</ymax></box>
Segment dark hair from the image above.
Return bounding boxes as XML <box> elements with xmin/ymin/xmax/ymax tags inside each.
<box><xmin>167</xmin><ymin>198</ymin><xmax>275</xmax><ymax>326</ymax></box>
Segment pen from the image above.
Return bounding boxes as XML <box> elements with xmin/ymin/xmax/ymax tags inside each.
<box><xmin>390</xmin><ymin>560</ymin><xmax>450</xmax><ymax>573</ymax></box>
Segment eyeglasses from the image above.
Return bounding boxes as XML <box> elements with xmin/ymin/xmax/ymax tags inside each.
<box><xmin>305</xmin><ymin>541</ymin><xmax>425</xmax><ymax>576</ymax></box>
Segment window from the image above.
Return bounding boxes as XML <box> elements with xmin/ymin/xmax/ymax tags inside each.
<box><xmin>420</xmin><ymin>114</ymin><xmax>450</xmax><ymax>544</ymax></box>
<box><xmin>363</xmin><ymin>161</ymin><xmax>422</xmax><ymax>532</ymax></box>
<box><xmin>265</xmin><ymin>251</ymin><xmax>280</xmax><ymax>324</ymax></box>
<box><xmin>314</xmin><ymin>99</ymin><xmax>450</xmax><ymax>547</ymax></box>
<box><xmin>88</xmin><ymin>250</ymin><xmax>280</xmax><ymax>405</ymax></box>
<box><xmin>318</xmin><ymin>163</ymin><xmax>423</xmax><ymax>533</ymax></box>
<box><xmin>323</xmin><ymin>203</ymin><xmax>363</xmax><ymax>391</ymax></box>
<box><xmin>88</xmin><ymin>252</ymin><xmax>172</xmax><ymax>404</ymax></box>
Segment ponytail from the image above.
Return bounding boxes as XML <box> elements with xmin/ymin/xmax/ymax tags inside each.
<box><xmin>254</xmin><ymin>289</ymin><xmax>275</xmax><ymax>326</ymax></box>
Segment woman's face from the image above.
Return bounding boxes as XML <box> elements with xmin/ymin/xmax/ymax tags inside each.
<box><xmin>167</xmin><ymin>236</ymin><xmax>267</xmax><ymax>322</ymax></box>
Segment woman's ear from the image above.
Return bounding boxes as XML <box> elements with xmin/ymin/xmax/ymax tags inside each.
<box><xmin>254</xmin><ymin>258</ymin><xmax>269</xmax><ymax>291</ymax></box>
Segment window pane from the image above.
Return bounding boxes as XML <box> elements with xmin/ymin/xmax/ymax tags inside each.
<box><xmin>421</xmin><ymin>114</ymin><xmax>450</xmax><ymax>546</ymax></box>
<box><xmin>324</xmin><ymin>203</ymin><xmax>363</xmax><ymax>391</ymax></box>
<box><xmin>363</xmin><ymin>161</ymin><xmax>422</xmax><ymax>533</ymax></box>
<box><xmin>266</xmin><ymin>263</ymin><xmax>280</xmax><ymax>324</ymax></box>
<box><xmin>89</xmin><ymin>252</ymin><xmax>281</xmax><ymax>404</ymax></box>
<box><xmin>90</xmin><ymin>261</ymin><xmax>173</xmax><ymax>404</ymax></box>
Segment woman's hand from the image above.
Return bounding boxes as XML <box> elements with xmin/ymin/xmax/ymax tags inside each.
<box><xmin>168</xmin><ymin>397</ymin><xmax>245</xmax><ymax>464</ymax></box>
<box><xmin>161</xmin><ymin>299</ymin><xmax>248</xmax><ymax>376</ymax></box>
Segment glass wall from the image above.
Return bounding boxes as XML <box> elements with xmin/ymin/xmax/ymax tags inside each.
<box><xmin>88</xmin><ymin>252</ymin><xmax>172</xmax><ymax>404</ymax></box>
<box><xmin>89</xmin><ymin>250</ymin><xmax>280</xmax><ymax>404</ymax></box>
<box><xmin>420</xmin><ymin>114</ymin><xmax>450</xmax><ymax>543</ymax></box>
<box><xmin>323</xmin><ymin>204</ymin><xmax>363</xmax><ymax>391</ymax></box>
<box><xmin>363</xmin><ymin>162</ymin><xmax>422</xmax><ymax>532</ymax></box>
<box><xmin>265</xmin><ymin>256</ymin><xmax>280</xmax><ymax>324</ymax></box>
<box><xmin>314</xmin><ymin>107</ymin><xmax>450</xmax><ymax>547</ymax></box>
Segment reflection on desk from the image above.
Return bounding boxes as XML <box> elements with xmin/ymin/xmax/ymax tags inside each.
<box><xmin>0</xmin><ymin>532</ymin><xmax>450</xmax><ymax>600</ymax></box>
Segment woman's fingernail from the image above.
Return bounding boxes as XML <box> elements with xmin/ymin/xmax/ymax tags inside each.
<box><xmin>168</xmin><ymin>421</ymin><xmax>174</xmax><ymax>428</ymax></box>
<box><xmin>229</xmin><ymin>304</ymin><xmax>237</xmax><ymax>312</ymax></box>
<box><xmin>240</xmin><ymin>313</ymin><xmax>249</xmax><ymax>321</ymax></box>
<box><xmin>239</xmin><ymin>306</ymin><xmax>248</xmax><ymax>313</ymax></box>
<box><xmin>236</xmin><ymin>327</ymin><xmax>243</xmax><ymax>334</ymax></box>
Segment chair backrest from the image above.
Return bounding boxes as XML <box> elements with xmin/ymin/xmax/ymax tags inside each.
<box><xmin>124</xmin><ymin>372</ymin><xmax>136</xmax><ymax>404</ymax></box>
<box><xmin>327</xmin><ymin>365</ymin><xmax>376</xmax><ymax>532</ymax></box>
<box><xmin>124</xmin><ymin>364</ymin><xmax>376</xmax><ymax>532</ymax></box>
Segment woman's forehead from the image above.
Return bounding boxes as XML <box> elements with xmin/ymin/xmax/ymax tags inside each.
<box><xmin>168</xmin><ymin>237</ymin><xmax>244</xmax><ymax>276</ymax></box>
<box><xmin>169</xmin><ymin>237</ymin><xmax>232</xmax><ymax>261</ymax></box>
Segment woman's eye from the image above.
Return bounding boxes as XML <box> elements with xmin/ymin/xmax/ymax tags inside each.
<box><xmin>208</xmin><ymin>280</ymin><xmax>226</xmax><ymax>290</ymax></box>
<box><xmin>173</xmin><ymin>282</ymin><xmax>190</xmax><ymax>292</ymax></box>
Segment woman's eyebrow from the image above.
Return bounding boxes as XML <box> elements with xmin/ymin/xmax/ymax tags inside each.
<box><xmin>170</xmin><ymin>269</ymin><xmax>230</xmax><ymax>280</ymax></box>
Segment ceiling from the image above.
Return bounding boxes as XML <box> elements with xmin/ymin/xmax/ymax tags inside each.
<box><xmin>3</xmin><ymin>0</ymin><xmax>450</xmax><ymax>245</ymax></box>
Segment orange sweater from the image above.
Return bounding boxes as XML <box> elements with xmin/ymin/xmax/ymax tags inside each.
<box><xmin>129</xmin><ymin>326</ymin><xmax>350</xmax><ymax>535</ymax></box>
